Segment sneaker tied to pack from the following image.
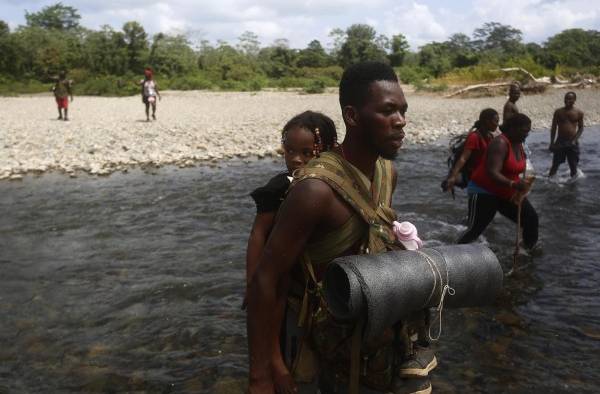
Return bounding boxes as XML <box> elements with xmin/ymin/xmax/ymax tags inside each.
<box><xmin>393</xmin><ymin>221</ymin><xmax>423</xmax><ymax>251</ymax></box>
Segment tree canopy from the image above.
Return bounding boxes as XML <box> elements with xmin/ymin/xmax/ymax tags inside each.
<box><xmin>25</xmin><ymin>2</ymin><xmax>81</xmax><ymax>31</ymax></box>
<box><xmin>1</xmin><ymin>2</ymin><xmax>599</xmax><ymax>95</ymax></box>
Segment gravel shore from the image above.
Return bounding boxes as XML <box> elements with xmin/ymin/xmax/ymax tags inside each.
<box><xmin>1</xmin><ymin>88</ymin><xmax>599</xmax><ymax>180</ymax></box>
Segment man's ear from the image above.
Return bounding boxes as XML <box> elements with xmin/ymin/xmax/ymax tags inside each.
<box><xmin>342</xmin><ymin>105</ymin><xmax>359</xmax><ymax>128</ymax></box>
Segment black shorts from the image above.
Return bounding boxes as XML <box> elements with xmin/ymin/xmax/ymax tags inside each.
<box><xmin>552</xmin><ymin>140</ymin><xmax>579</xmax><ymax>166</ymax></box>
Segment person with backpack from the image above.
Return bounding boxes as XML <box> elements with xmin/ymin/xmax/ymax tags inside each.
<box><xmin>443</xmin><ymin>108</ymin><xmax>499</xmax><ymax>194</ymax></box>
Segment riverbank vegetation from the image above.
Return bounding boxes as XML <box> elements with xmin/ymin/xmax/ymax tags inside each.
<box><xmin>1</xmin><ymin>3</ymin><xmax>599</xmax><ymax>96</ymax></box>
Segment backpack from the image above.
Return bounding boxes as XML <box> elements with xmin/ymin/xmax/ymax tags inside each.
<box><xmin>444</xmin><ymin>130</ymin><xmax>481</xmax><ymax>189</ymax></box>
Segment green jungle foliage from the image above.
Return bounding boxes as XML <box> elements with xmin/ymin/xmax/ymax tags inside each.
<box><xmin>1</xmin><ymin>4</ymin><xmax>599</xmax><ymax>96</ymax></box>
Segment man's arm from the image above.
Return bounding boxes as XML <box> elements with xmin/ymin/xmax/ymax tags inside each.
<box><xmin>247</xmin><ymin>179</ymin><xmax>333</xmax><ymax>393</ymax></box>
<box><xmin>549</xmin><ymin>110</ymin><xmax>558</xmax><ymax>148</ymax></box>
<box><xmin>575</xmin><ymin>110</ymin><xmax>584</xmax><ymax>141</ymax></box>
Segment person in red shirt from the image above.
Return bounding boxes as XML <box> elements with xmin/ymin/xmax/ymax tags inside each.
<box><xmin>52</xmin><ymin>70</ymin><xmax>73</xmax><ymax>121</ymax></box>
<box><xmin>458</xmin><ymin>113</ymin><xmax>538</xmax><ymax>250</ymax></box>
<box><xmin>444</xmin><ymin>108</ymin><xmax>499</xmax><ymax>193</ymax></box>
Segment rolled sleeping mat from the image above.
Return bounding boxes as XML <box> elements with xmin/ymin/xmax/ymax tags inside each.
<box><xmin>323</xmin><ymin>244</ymin><xmax>502</xmax><ymax>341</ymax></box>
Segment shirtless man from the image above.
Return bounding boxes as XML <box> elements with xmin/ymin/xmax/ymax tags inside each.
<box><xmin>502</xmin><ymin>83</ymin><xmax>521</xmax><ymax>123</ymax></box>
<box><xmin>246</xmin><ymin>62</ymin><xmax>433</xmax><ymax>394</ymax></box>
<box><xmin>548</xmin><ymin>91</ymin><xmax>584</xmax><ymax>178</ymax></box>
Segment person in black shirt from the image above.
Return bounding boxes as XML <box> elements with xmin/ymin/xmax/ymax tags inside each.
<box><xmin>245</xmin><ymin>110</ymin><xmax>337</xmax><ymax>392</ymax></box>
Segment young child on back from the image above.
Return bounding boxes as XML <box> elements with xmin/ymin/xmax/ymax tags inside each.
<box><xmin>245</xmin><ymin>110</ymin><xmax>337</xmax><ymax>391</ymax></box>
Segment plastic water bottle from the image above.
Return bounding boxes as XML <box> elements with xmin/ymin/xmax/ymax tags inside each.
<box><xmin>524</xmin><ymin>143</ymin><xmax>535</xmax><ymax>175</ymax></box>
<box><xmin>523</xmin><ymin>142</ymin><xmax>536</xmax><ymax>185</ymax></box>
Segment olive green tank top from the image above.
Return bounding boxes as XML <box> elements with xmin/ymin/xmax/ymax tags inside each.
<box><xmin>293</xmin><ymin>150</ymin><xmax>398</xmax><ymax>266</ymax></box>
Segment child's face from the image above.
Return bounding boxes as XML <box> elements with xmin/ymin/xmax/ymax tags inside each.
<box><xmin>283</xmin><ymin>127</ymin><xmax>315</xmax><ymax>174</ymax></box>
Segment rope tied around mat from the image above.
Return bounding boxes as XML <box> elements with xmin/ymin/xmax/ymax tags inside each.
<box><xmin>416</xmin><ymin>249</ymin><xmax>456</xmax><ymax>341</ymax></box>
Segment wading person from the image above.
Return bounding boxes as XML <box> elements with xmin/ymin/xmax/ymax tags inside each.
<box><xmin>502</xmin><ymin>83</ymin><xmax>521</xmax><ymax>123</ymax></box>
<box><xmin>245</xmin><ymin>111</ymin><xmax>338</xmax><ymax>392</ymax></box>
<box><xmin>140</xmin><ymin>68</ymin><xmax>161</xmax><ymax>121</ymax></box>
<box><xmin>457</xmin><ymin>114</ymin><xmax>539</xmax><ymax>252</ymax></box>
<box><xmin>52</xmin><ymin>71</ymin><xmax>73</xmax><ymax>121</ymax></box>
<box><xmin>443</xmin><ymin>108</ymin><xmax>499</xmax><ymax>195</ymax></box>
<box><xmin>247</xmin><ymin>62</ymin><xmax>435</xmax><ymax>394</ymax></box>
<box><xmin>548</xmin><ymin>91</ymin><xmax>584</xmax><ymax>180</ymax></box>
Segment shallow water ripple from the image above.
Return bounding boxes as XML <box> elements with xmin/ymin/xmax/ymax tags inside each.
<box><xmin>1</xmin><ymin>131</ymin><xmax>599</xmax><ymax>393</ymax></box>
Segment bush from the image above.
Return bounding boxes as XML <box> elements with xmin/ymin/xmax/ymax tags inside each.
<box><xmin>0</xmin><ymin>76</ymin><xmax>48</xmax><ymax>95</ymax></box>
<box><xmin>167</xmin><ymin>74</ymin><xmax>213</xmax><ymax>90</ymax></box>
<box><xmin>297</xmin><ymin>66</ymin><xmax>343</xmax><ymax>82</ymax></box>
<box><xmin>437</xmin><ymin>64</ymin><xmax>503</xmax><ymax>85</ymax></box>
<box><xmin>245</xmin><ymin>77</ymin><xmax>265</xmax><ymax>91</ymax></box>
<box><xmin>395</xmin><ymin>65</ymin><xmax>431</xmax><ymax>85</ymax></box>
<box><xmin>77</xmin><ymin>75</ymin><xmax>139</xmax><ymax>96</ymax></box>
<box><xmin>302</xmin><ymin>79</ymin><xmax>326</xmax><ymax>94</ymax></box>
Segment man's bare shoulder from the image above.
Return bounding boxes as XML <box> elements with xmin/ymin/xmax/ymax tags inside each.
<box><xmin>274</xmin><ymin>178</ymin><xmax>335</xmax><ymax>230</ymax></box>
<box><xmin>288</xmin><ymin>177</ymin><xmax>335</xmax><ymax>203</ymax></box>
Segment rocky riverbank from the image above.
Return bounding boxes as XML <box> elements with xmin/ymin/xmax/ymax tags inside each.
<box><xmin>1</xmin><ymin>88</ymin><xmax>599</xmax><ymax>180</ymax></box>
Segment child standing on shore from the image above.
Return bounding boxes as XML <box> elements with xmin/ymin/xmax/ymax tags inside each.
<box><xmin>549</xmin><ymin>91</ymin><xmax>585</xmax><ymax>180</ymax></box>
<box><xmin>140</xmin><ymin>68</ymin><xmax>161</xmax><ymax>121</ymax></box>
<box><xmin>245</xmin><ymin>110</ymin><xmax>337</xmax><ymax>393</ymax></box>
<box><xmin>52</xmin><ymin>71</ymin><xmax>73</xmax><ymax>121</ymax></box>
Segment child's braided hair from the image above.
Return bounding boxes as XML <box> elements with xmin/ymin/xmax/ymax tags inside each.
<box><xmin>281</xmin><ymin>111</ymin><xmax>338</xmax><ymax>157</ymax></box>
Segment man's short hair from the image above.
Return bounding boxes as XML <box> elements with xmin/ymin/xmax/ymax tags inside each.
<box><xmin>339</xmin><ymin>61</ymin><xmax>398</xmax><ymax>108</ymax></box>
<box><xmin>509</xmin><ymin>82</ymin><xmax>521</xmax><ymax>92</ymax></box>
<box><xmin>565</xmin><ymin>91</ymin><xmax>576</xmax><ymax>99</ymax></box>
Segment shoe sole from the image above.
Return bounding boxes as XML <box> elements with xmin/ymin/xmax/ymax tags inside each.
<box><xmin>398</xmin><ymin>356</ymin><xmax>438</xmax><ymax>378</ymax></box>
<box><xmin>397</xmin><ymin>382</ymin><xmax>432</xmax><ymax>394</ymax></box>
<box><xmin>413</xmin><ymin>384</ymin><xmax>432</xmax><ymax>394</ymax></box>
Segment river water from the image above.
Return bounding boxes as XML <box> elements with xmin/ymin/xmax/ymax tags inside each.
<box><xmin>1</xmin><ymin>128</ymin><xmax>599</xmax><ymax>393</ymax></box>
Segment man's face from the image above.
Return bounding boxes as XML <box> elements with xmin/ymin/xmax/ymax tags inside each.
<box><xmin>509</xmin><ymin>88</ymin><xmax>521</xmax><ymax>102</ymax></box>
<box><xmin>564</xmin><ymin>93</ymin><xmax>576</xmax><ymax>108</ymax></box>
<box><xmin>355</xmin><ymin>80</ymin><xmax>408</xmax><ymax>160</ymax></box>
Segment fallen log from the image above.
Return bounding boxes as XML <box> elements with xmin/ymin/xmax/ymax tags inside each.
<box><xmin>493</xmin><ymin>67</ymin><xmax>551</xmax><ymax>84</ymax></box>
<box><xmin>444</xmin><ymin>82</ymin><xmax>513</xmax><ymax>98</ymax></box>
